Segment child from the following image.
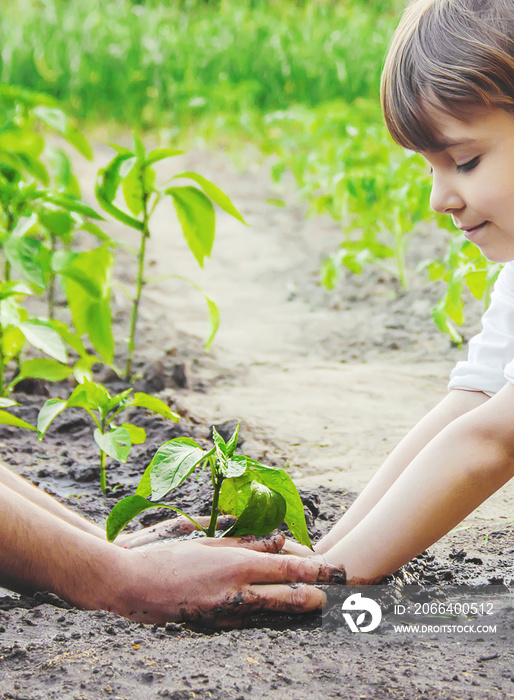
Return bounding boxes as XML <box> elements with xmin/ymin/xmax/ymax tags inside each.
<box><xmin>314</xmin><ymin>0</ymin><xmax>514</xmax><ymax>582</ymax></box>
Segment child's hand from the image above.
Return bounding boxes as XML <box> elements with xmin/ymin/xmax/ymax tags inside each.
<box><xmin>280</xmin><ymin>538</ymin><xmax>317</xmax><ymax>558</ymax></box>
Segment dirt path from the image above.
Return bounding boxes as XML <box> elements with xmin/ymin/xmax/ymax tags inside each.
<box><xmin>115</xmin><ymin>147</ymin><xmax>512</xmax><ymax>528</ymax></box>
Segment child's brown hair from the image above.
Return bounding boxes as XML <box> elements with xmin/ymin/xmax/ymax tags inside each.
<box><xmin>381</xmin><ymin>0</ymin><xmax>514</xmax><ymax>151</ymax></box>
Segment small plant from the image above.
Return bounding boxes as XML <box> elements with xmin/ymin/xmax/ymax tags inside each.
<box><xmin>96</xmin><ymin>134</ymin><xmax>247</xmax><ymax>379</ymax></box>
<box><xmin>106</xmin><ymin>423</ymin><xmax>312</xmax><ymax>547</ymax></box>
<box><xmin>0</xmin><ymin>281</ymin><xmax>71</xmax><ymax>396</ymax></box>
<box><xmin>37</xmin><ymin>380</ymin><xmax>180</xmax><ymax>494</ymax></box>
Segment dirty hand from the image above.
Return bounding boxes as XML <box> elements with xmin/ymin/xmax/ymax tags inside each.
<box><xmin>114</xmin><ymin>515</ymin><xmax>236</xmax><ymax>548</ymax></box>
<box><xmin>114</xmin><ymin>531</ymin><xmax>346</xmax><ymax>628</ymax></box>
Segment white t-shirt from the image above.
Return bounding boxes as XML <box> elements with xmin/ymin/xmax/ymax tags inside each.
<box><xmin>448</xmin><ymin>261</ymin><xmax>514</xmax><ymax>396</ymax></box>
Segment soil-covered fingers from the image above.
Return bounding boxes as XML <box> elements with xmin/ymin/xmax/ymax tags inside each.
<box><xmin>231</xmin><ymin>550</ymin><xmax>346</xmax><ymax>585</ymax></box>
<box><xmin>180</xmin><ymin>583</ymin><xmax>325</xmax><ymax>629</ymax></box>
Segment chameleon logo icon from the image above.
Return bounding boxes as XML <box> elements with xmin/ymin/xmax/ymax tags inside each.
<box><xmin>341</xmin><ymin>593</ymin><xmax>382</xmax><ymax>633</ymax></box>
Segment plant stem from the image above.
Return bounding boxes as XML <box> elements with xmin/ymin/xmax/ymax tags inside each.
<box><xmin>0</xmin><ymin>324</ymin><xmax>5</xmax><ymax>397</ymax></box>
<box><xmin>100</xmin><ymin>448</ymin><xmax>107</xmax><ymax>494</ymax></box>
<box><xmin>48</xmin><ymin>234</ymin><xmax>57</xmax><ymax>319</ymax></box>
<box><xmin>207</xmin><ymin>474</ymin><xmax>224</xmax><ymax>537</ymax></box>
<box><xmin>125</xmin><ymin>170</ymin><xmax>150</xmax><ymax>381</ymax></box>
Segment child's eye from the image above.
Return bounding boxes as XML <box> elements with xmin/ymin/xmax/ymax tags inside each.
<box><xmin>456</xmin><ymin>157</ymin><xmax>480</xmax><ymax>173</ymax></box>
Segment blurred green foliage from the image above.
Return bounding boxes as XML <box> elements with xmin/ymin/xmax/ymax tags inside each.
<box><xmin>0</xmin><ymin>0</ymin><xmax>399</xmax><ymax>127</ymax></box>
<box><xmin>0</xmin><ymin>0</ymin><xmax>496</xmax><ymax>342</ymax></box>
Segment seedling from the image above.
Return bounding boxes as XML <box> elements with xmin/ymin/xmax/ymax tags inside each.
<box><xmin>96</xmin><ymin>134</ymin><xmax>247</xmax><ymax>380</ymax></box>
<box><xmin>37</xmin><ymin>380</ymin><xmax>180</xmax><ymax>494</ymax></box>
<box><xmin>0</xmin><ymin>281</ymin><xmax>72</xmax><ymax>396</ymax></box>
<box><xmin>106</xmin><ymin>423</ymin><xmax>311</xmax><ymax>547</ymax></box>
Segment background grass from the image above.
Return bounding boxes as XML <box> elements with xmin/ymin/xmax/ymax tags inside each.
<box><xmin>0</xmin><ymin>0</ymin><xmax>402</xmax><ymax>130</ymax></box>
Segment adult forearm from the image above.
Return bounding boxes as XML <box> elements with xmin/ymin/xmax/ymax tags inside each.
<box><xmin>316</xmin><ymin>389</ymin><xmax>489</xmax><ymax>553</ymax></box>
<box><xmin>0</xmin><ymin>462</ymin><xmax>105</xmax><ymax>539</ymax></box>
<box><xmin>0</xmin><ymin>483</ymin><xmax>124</xmax><ymax>610</ymax></box>
<box><xmin>322</xmin><ymin>404</ymin><xmax>514</xmax><ymax>583</ymax></box>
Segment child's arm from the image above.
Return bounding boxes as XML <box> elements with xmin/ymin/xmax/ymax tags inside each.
<box><xmin>315</xmin><ymin>387</ymin><xmax>488</xmax><ymax>554</ymax></box>
<box><xmin>319</xmin><ymin>382</ymin><xmax>514</xmax><ymax>584</ymax></box>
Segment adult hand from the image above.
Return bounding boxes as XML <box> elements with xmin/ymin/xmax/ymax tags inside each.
<box><xmin>115</xmin><ymin>515</ymin><xmax>236</xmax><ymax>548</ymax></box>
<box><xmin>115</xmin><ymin>531</ymin><xmax>346</xmax><ymax>628</ymax></box>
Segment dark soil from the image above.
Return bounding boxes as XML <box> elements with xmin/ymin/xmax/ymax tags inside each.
<box><xmin>0</xmin><ymin>375</ymin><xmax>512</xmax><ymax>700</ymax></box>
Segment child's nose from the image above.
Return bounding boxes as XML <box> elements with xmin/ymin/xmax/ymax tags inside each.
<box><xmin>430</xmin><ymin>174</ymin><xmax>465</xmax><ymax>214</ymax></box>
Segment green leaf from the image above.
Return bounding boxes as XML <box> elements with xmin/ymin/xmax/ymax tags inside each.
<box><xmin>84</xmin><ymin>299</ymin><xmax>114</xmax><ymax>364</ymax></box>
<box><xmin>80</xmin><ymin>221</ymin><xmax>114</xmax><ymax>246</ymax></box>
<box><xmin>18</xmin><ymin>321</ymin><xmax>67</xmax><ymax>363</ymax></box>
<box><xmin>135</xmin><ymin>463</ymin><xmax>152</xmax><ymax>498</ymax></box>
<box><xmin>65</xmin><ymin>126</ymin><xmax>94</xmax><ymax>160</ymax></box>
<box><xmin>62</xmin><ymin>246</ymin><xmax>115</xmax><ymax>363</ymax></box>
<box><xmin>67</xmin><ymin>381</ymin><xmax>111</xmax><ymax>413</ymax></box>
<box><xmin>32</xmin><ymin>106</ymin><xmax>67</xmax><ymax>134</ymax></box>
<box><xmin>47</xmin><ymin>318</ymin><xmax>87</xmax><ymax>358</ymax></box>
<box><xmin>1</xmin><ymin>327</ymin><xmax>25</xmax><ymax>361</ymax></box>
<box><xmin>106</xmin><ymin>495</ymin><xmax>187</xmax><ymax>542</ymax></box>
<box><xmin>149</xmin><ymin>437</ymin><xmax>206</xmax><ymax>500</ymax></box>
<box><xmin>0</xmin><ymin>409</ymin><xmax>36</xmax><ymax>432</ymax></box>
<box><xmin>37</xmin><ymin>398</ymin><xmax>67</xmax><ymax>437</ymax></box>
<box><xmin>174</xmin><ymin>172</ymin><xmax>247</xmax><ymax>225</ymax></box>
<box><xmin>3</xmin><ymin>235</ymin><xmax>50</xmax><ymax>290</ymax></box>
<box><xmin>38</xmin><ymin>207</ymin><xmax>75</xmax><ymax>240</ymax></box>
<box><xmin>166</xmin><ymin>186</ymin><xmax>215</xmax><ymax>267</ymax></box>
<box><xmin>0</xmin><ymin>127</ymin><xmax>45</xmax><ymax>158</ymax></box>
<box><xmin>223</xmin><ymin>481</ymin><xmax>286</xmax><ymax>538</ymax></box>
<box><xmin>204</xmin><ymin>295</ymin><xmax>220</xmax><ymax>352</ymax></box>
<box><xmin>465</xmin><ymin>270</ymin><xmax>488</xmax><ymax>300</ymax></box>
<box><xmin>96</xmin><ymin>154</ymin><xmax>144</xmax><ymax>232</ymax></box>
<box><xmin>72</xmin><ymin>357</ymin><xmax>94</xmax><ymax>384</ymax></box>
<box><xmin>132</xmin><ymin>133</ymin><xmax>146</xmax><ymax>162</ymax></box>
<box><xmin>0</xmin><ymin>281</ymin><xmax>33</xmax><ymax>300</ymax></box>
<box><xmin>121</xmin><ymin>422</ymin><xmax>146</xmax><ymax>445</ymax></box>
<box><xmin>0</xmin><ymin>398</ymin><xmax>17</xmax><ymax>408</ymax></box>
<box><xmin>106</xmin><ymin>389</ymin><xmax>134</xmax><ymax>414</ymax></box>
<box><xmin>145</xmin><ymin>147</ymin><xmax>184</xmax><ymax>166</ymax></box>
<box><xmin>225</xmin><ymin>422</ymin><xmax>240</xmax><ymax>457</ymax></box>
<box><xmin>212</xmin><ymin>426</ymin><xmax>228</xmax><ymax>476</ymax></box>
<box><xmin>106</xmin><ymin>495</ymin><xmax>156</xmax><ymax>540</ymax></box>
<box><xmin>121</xmin><ymin>159</ymin><xmax>143</xmax><ymax>217</ymax></box>
<box><xmin>41</xmin><ymin>192</ymin><xmax>103</xmax><ymax>220</ymax></box>
<box><xmin>94</xmin><ymin>427</ymin><xmax>131</xmax><ymax>463</ymax></box>
<box><xmin>97</xmin><ymin>153</ymin><xmax>130</xmax><ymax>203</ymax></box>
<box><xmin>10</xmin><ymin>358</ymin><xmax>72</xmax><ymax>389</ymax></box>
<box><xmin>219</xmin><ymin>459</ymin><xmax>311</xmax><ymax>547</ymax></box>
<box><xmin>131</xmin><ymin>393</ymin><xmax>180</xmax><ymax>421</ymax></box>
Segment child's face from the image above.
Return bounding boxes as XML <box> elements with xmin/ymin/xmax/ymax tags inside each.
<box><xmin>421</xmin><ymin>106</ymin><xmax>514</xmax><ymax>262</ymax></box>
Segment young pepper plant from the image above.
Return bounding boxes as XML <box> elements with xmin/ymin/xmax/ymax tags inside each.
<box><xmin>0</xmin><ymin>281</ymin><xmax>71</xmax><ymax>396</ymax></box>
<box><xmin>37</xmin><ymin>380</ymin><xmax>180</xmax><ymax>494</ymax></box>
<box><xmin>95</xmin><ymin>134</ymin><xmax>247</xmax><ymax>380</ymax></box>
<box><xmin>106</xmin><ymin>424</ymin><xmax>312</xmax><ymax>548</ymax></box>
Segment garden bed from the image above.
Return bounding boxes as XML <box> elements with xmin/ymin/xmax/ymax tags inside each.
<box><xmin>0</xmin><ymin>148</ymin><xmax>512</xmax><ymax>699</ymax></box>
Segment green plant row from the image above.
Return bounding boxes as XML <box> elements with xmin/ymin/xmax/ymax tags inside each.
<box><xmin>0</xmin><ymin>0</ymin><xmax>493</xmax><ymax>340</ymax></box>
<box><xmin>0</xmin><ymin>83</ymin><xmax>311</xmax><ymax>543</ymax></box>
<box><xmin>0</xmin><ymin>0</ymin><xmax>399</xmax><ymax>128</ymax></box>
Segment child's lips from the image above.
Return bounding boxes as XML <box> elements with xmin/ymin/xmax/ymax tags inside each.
<box><xmin>458</xmin><ymin>221</ymin><xmax>489</xmax><ymax>239</ymax></box>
